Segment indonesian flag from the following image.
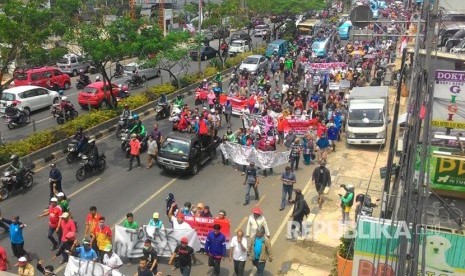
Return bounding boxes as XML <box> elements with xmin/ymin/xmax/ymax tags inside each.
<box><xmin>399</xmin><ymin>36</ymin><xmax>408</xmax><ymax>54</ymax></box>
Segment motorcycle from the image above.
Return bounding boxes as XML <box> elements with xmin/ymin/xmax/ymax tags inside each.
<box><xmin>66</xmin><ymin>139</ymin><xmax>88</xmax><ymax>164</ymax></box>
<box><xmin>75</xmin><ymin>154</ymin><xmax>106</xmax><ymax>181</ymax></box>
<box><xmin>194</xmin><ymin>88</ymin><xmax>208</xmax><ymax>105</ymax></box>
<box><xmin>0</xmin><ymin>168</ymin><xmax>34</xmax><ymax>200</ymax></box>
<box><xmin>355</xmin><ymin>194</ymin><xmax>379</xmax><ymax>220</ymax></box>
<box><xmin>121</xmin><ymin>130</ymin><xmax>148</xmax><ymax>158</ymax></box>
<box><xmin>5</xmin><ymin>111</ymin><xmax>30</xmax><ymax>130</ymax></box>
<box><xmin>76</xmin><ymin>78</ymin><xmax>91</xmax><ymax>89</ymax></box>
<box><xmin>51</xmin><ymin>104</ymin><xmax>79</xmax><ymax>124</ymax></box>
<box><xmin>115</xmin><ymin>116</ymin><xmax>130</xmax><ymax>138</ymax></box>
<box><xmin>113</xmin><ymin>66</ymin><xmax>124</xmax><ymax>79</ymax></box>
<box><xmin>155</xmin><ymin>101</ymin><xmax>171</xmax><ymax>121</ymax></box>
<box><xmin>126</xmin><ymin>75</ymin><xmax>145</xmax><ymax>89</ymax></box>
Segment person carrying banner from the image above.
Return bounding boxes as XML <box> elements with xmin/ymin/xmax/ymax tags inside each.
<box><xmin>205</xmin><ymin>224</ymin><xmax>226</xmax><ymax>276</ymax></box>
<box><xmin>243</xmin><ymin>162</ymin><xmax>259</xmax><ymax>206</ymax></box>
<box><xmin>169</xmin><ymin>237</ymin><xmax>197</xmax><ymax>276</ymax></box>
<box><xmin>103</xmin><ymin>244</ymin><xmax>123</xmax><ymax>271</ymax></box>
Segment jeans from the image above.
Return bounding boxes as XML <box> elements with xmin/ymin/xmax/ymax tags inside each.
<box><xmin>48</xmin><ymin>226</ymin><xmax>59</xmax><ymax>247</ymax></box>
<box><xmin>281</xmin><ymin>185</ymin><xmax>294</xmax><ymax>209</ymax></box>
<box><xmin>245</xmin><ymin>183</ymin><xmax>259</xmax><ymax>204</ymax></box>
<box><xmin>290</xmin><ymin>155</ymin><xmax>300</xmax><ymax>171</ymax></box>
<box><xmin>129</xmin><ymin>154</ymin><xmax>140</xmax><ymax>169</ymax></box>
<box><xmin>208</xmin><ymin>256</ymin><xmax>221</xmax><ymax>275</ymax></box>
<box><xmin>180</xmin><ymin>265</ymin><xmax>191</xmax><ymax>276</ymax></box>
<box><xmin>252</xmin><ymin>260</ymin><xmax>266</xmax><ymax>276</ymax></box>
<box><xmin>11</xmin><ymin>242</ymin><xmax>26</xmax><ymax>258</ymax></box>
<box><xmin>233</xmin><ymin>260</ymin><xmax>246</xmax><ymax>276</ymax></box>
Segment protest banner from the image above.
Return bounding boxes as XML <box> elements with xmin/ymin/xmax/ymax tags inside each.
<box><xmin>114</xmin><ymin>225</ymin><xmax>201</xmax><ymax>258</ymax></box>
<box><xmin>339</xmin><ymin>79</ymin><xmax>351</xmax><ymax>89</ymax></box>
<box><xmin>228</xmin><ymin>96</ymin><xmax>247</xmax><ymax>115</ymax></box>
<box><xmin>329</xmin><ymin>82</ymin><xmax>339</xmax><ymax>91</ymax></box>
<box><xmin>283</xmin><ymin>116</ymin><xmax>319</xmax><ymax>135</ymax></box>
<box><xmin>310</xmin><ymin>62</ymin><xmax>347</xmax><ymax>70</ymax></box>
<box><xmin>219</xmin><ymin>142</ymin><xmax>290</xmax><ymax>168</ymax></box>
<box><xmin>64</xmin><ymin>256</ymin><xmax>124</xmax><ymax>276</ymax></box>
<box><xmin>184</xmin><ymin>217</ymin><xmax>231</xmax><ymax>247</ymax></box>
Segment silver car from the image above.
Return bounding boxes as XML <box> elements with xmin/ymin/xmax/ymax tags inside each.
<box><xmin>56</xmin><ymin>54</ymin><xmax>90</xmax><ymax>76</ymax></box>
<box><xmin>238</xmin><ymin>55</ymin><xmax>269</xmax><ymax>73</ymax></box>
<box><xmin>123</xmin><ymin>62</ymin><xmax>161</xmax><ymax>81</ymax></box>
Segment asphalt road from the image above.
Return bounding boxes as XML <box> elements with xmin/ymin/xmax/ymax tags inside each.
<box><xmin>0</xmin><ymin>35</ymin><xmax>266</xmax><ymax>142</ymax></box>
<box><xmin>0</xmin><ymin>87</ymin><xmax>316</xmax><ymax>276</ymax></box>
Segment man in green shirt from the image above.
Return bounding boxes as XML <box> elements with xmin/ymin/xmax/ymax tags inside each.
<box><xmin>122</xmin><ymin>213</ymin><xmax>139</xmax><ymax>230</ymax></box>
<box><xmin>57</xmin><ymin>192</ymin><xmax>70</xmax><ymax>212</ymax></box>
<box><xmin>284</xmin><ymin>58</ymin><xmax>294</xmax><ymax>72</ymax></box>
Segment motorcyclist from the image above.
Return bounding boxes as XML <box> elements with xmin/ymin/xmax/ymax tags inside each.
<box><xmin>213</xmin><ymin>72</ymin><xmax>222</xmax><ymax>89</ymax></box>
<box><xmin>4</xmin><ymin>103</ymin><xmax>22</xmax><ymax>124</ymax></box>
<box><xmin>130</xmin><ymin>114</ymin><xmax>146</xmax><ymax>139</ymax></box>
<box><xmin>79</xmin><ymin>69</ymin><xmax>90</xmax><ymax>84</ymax></box>
<box><xmin>120</xmin><ymin>104</ymin><xmax>132</xmax><ymax>124</ymax></box>
<box><xmin>158</xmin><ymin>94</ymin><xmax>169</xmax><ymax>117</ymax></box>
<box><xmin>74</xmin><ymin>127</ymin><xmax>89</xmax><ymax>155</ymax></box>
<box><xmin>173</xmin><ymin>95</ymin><xmax>184</xmax><ymax>108</ymax></box>
<box><xmin>118</xmin><ymin>84</ymin><xmax>129</xmax><ymax>98</ymax></box>
<box><xmin>200</xmin><ymin>79</ymin><xmax>209</xmax><ymax>90</ymax></box>
<box><xmin>87</xmin><ymin>139</ymin><xmax>99</xmax><ymax>168</ymax></box>
<box><xmin>59</xmin><ymin>96</ymin><xmax>75</xmax><ymax>114</ymax></box>
<box><xmin>8</xmin><ymin>154</ymin><xmax>24</xmax><ymax>188</ymax></box>
<box><xmin>131</xmin><ymin>70</ymin><xmax>142</xmax><ymax>84</ymax></box>
<box><xmin>115</xmin><ymin>61</ymin><xmax>124</xmax><ymax>76</ymax></box>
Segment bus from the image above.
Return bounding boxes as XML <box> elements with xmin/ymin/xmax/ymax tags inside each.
<box><xmin>297</xmin><ymin>19</ymin><xmax>321</xmax><ymax>36</ymax></box>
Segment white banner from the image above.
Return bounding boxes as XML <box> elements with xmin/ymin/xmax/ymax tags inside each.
<box><xmin>113</xmin><ymin>225</ymin><xmax>201</xmax><ymax>258</ymax></box>
<box><xmin>220</xmin><ymin>142</ymin><xmax>290</xmax><ymax>168</ymax></box>
<box><xmin>64</xmin><ymin>256</ymin><xmax>124</xmax><ymax>276</ymax></box>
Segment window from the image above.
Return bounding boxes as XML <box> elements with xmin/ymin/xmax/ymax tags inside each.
<box><xmin>21</xmin><ymin>89</ymin><xmax>38</xmax><ymax>98</ymax></box>
<box><xmin>42</xmin><ymin>71</ymin><xmax>52</xmax><ymax>78</ymax></box>
<box><xmin>1</xmin><ymin>93</ymin><xmax>15</xmax><ymax>101</ymax></box>
<box><xmin>53</xmin><ymin>70</ymin><xmax>62</xmax><ymax>76</ymax></box>
<box><xmin>36</xmin><ymin>88</ymin><xmax>48</xmax><ymax>96</ymax></box>
<box><xmin>31</xmin><ymin>73</ymin><xmax>41</xmax><ymax>81</ymax></box>
<box><xmin>70</xmin><ymin>57</ymin><xmax>77</xmax><ymax>64</ymax></box>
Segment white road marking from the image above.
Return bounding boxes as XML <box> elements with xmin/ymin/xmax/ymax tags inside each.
<box><xmin>67</xmin><ymin>177</ymin><xmax>101</xmax><ymax>199</ymax></box>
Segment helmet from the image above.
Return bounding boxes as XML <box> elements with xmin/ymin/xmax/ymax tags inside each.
<box><xmin>61</xmin><ymin>96</ymin><xmax>68</xmax><ymax>101</ymax></box>
<box><xmin>133</xmin><ymin>114</ymin><xmax>139</xmax><ymax>120</ymax></box>
<box><xmin>58</xmin><ymin>90</ymin><xmax>64</xmax><ymax>96</ymax></box>
<box><xmin>122</xmin><ymin>85</ymin><xmax>128</xmax><ymax>91</ymax></box>
<box><xmin>79</xmin><ymin>69</ymin><xmax>84</xmax><ymax>73</ymax></box>
<box><xmin>118</xmin><ymin>84</ymin><xmax>122</xmax><ymax>88</ymax></box>
<box><xmin>10</xmin><ymin>154</ymin><xmax>18</xmax><ymax>162</ymax></box>
<box><xmin>203</xmin><ymin>79</ymin><xmax>207</xmax><ymax>82</ymax></box>
<box><xmin>95</xmin><ymin>76</ymin><xmax>100</xmax><ymax>81</ymax></box>
<box><xmin>124</xmin><ymin>104</ymin><xmax>129</xmax><ymax>108</ymax></box>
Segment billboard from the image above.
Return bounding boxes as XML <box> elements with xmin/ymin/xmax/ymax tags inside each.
<box><xmin>432</xmin><ymin>70</ymin><xmax>465</xmax><ymax>130</ymax></box>
<box><xmin>352</xmin><ymin>217</ymin><xmax>465</xmax><ymax>276</ymax></box>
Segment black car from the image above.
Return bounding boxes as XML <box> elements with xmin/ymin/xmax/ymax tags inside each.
<box><xmin>229</xmin><ymin>32</ymin><xmax>251</xmax><ymax>44</ymax></box>
<box><xmin>190</xmin><ymin>46</ymin><xmax>218</xmax><ymax>61</ymax></box>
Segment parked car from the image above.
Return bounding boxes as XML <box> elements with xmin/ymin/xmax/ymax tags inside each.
<box><xmin>77</xmin><ymin>81</ymin><xmax>119</xmax><ymax>109</ymax></box>
<box><xmin>229</xmin><ymin>32</ymin><xmax>251</xmax><ymax>44</ymax></box>
<box><xmin>338</xmin><ymin>20</ymin><xmax>352</xmax><ymax>40</ymax></box>
<box><xmin>190</xmin><ymin>46</ymin><xmax>218</xmax><ymax>61</ymax></box>
<box><xmin>56</xmin><ymin>54</ymin><xmax>90</xmax><ymax>76</ymax></box>
<box><xmin>123</xmin><ymin>62</ymin><xmax>161</xmax><ymax>81</ymax></box>
<box><xmin>311</xmin><ymin>37</ymin><xmax>331</xmax><ymax>58</ymax></box>
<box><xmin>253</xmin><ymin>24</ymin><xmax>270</xmax><ymax>37</ymax></box>
<box><xmin>0</xmin><ymin>85</ymin><xmax>60</xmax><ymax>114</ymax></box>
<box><xmin>13</xmin><ymin>66</ymin><xmax>71</xmax><ymax>90</ymax></box>
<box><xmin>229</xmin><ymin>40</ymin><xmax>251</xmax><ymax>56</ymax></box>
<box><xmin>238</xmin><ymin>55</ymin><xmax>269</xmax><ymax>73</ymax></box>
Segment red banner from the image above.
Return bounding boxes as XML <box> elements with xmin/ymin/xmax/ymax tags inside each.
<box><xmin>283</xmin><ymin>116</ymin><xmax>319</xmax><ymax>135</ymax></box>
<box><xmin>310</xmin><ymin>62</ymin><xmax>347</xmax><ymax>70</ymax></box>
<box><xmin>183</xmin><ymin>216</ymin><xmax>231</xmax><ymax>247</ymax></box>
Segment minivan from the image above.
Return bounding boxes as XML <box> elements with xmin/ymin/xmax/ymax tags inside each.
<box><xmin>265</xmin><ymin>39</ymin><xmax>289</xmax><ymax>58</ymax></box>
<box><xmin>13</xmin><ymin>67</ymin><xmax>71</xmax><ymax>90</ymax></box>
<box><xmin>56</xmin><ymin>54</ymin><xmax>90</xmax><ymax>76</ymax></box>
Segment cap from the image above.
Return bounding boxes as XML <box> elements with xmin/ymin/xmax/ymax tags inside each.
<box><xmin>204</xmin><ymin>205</ymin><xmax>210</xmax><ymax>210</ymax></box>
<box><xmin>152</xmin><ymin>212</ymin><xmax>159</xmax><ymax>219</ymax></box>
<box><xmin>50</xmin><ymin>197</ymin><xmax>58</xmax><ymax>202</ymax></box>
<box><xmin>60</xmin><ymin>212</ymin><xmax>70</xmax><ymax>218</ymax></box>
<box><xmin>203</xmin><ymin>107</ymin><xmax>207</xmax><ymax>110</ymax></box>
<box><xmin>252</xmin><ymin>206</ymin><xmax>263</xmax><ymax>215</ymax></box>
<box><xmin>210</xmin><ymin>108</ymin><xmax>215</xmax><ymax>113</ymax></box>
<box><xmin>18</xmin><ymin>257</ymin><xmax>28</xmax><ymax>262</ymax></box>
<box><xmin>176</xmin><ymin>212</ymin><xmax>185</xmax><ymax>219</ymax></box>
<box><xmin>213</xmin><ymin>224</ymin><xmax>221</xmax><ymax>230</ymax></box>
<box><xmin>131</xmin><ymin>133</ymin><xmax>137</xmax><ymax>138</ymax></box>
<box><xmin>65</xmin><ymin>231</ymin><xmax>76</xmax><ymax>240</ymax></box>
<box><xmin>103</xmin><ymin>244</ymin><xmax>113</xmax><ymax>252</ymax></box>
<box><xmin>82</xmin><ymin>239</ymin><xmax>91</xmax><ymax>245</ymax></box>
<box><xmin>181</xmin><ymin>237</ymin><xmax>188</xmax><ymax>243</ymax></box>
<box><xmin>56</xmin><ymin>192</ymin><xmax>65</xmax><ymax>197</ymax></box>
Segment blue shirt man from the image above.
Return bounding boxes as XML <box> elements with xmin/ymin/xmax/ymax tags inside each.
<box><xmin>205</xmin><ymin>224</ymin><xmax>226</xmax><ymax>276</ymax></box>
<box><xmin>75</xmin><ymin>240</ymin><xmax>98</xmax><ymax>261</ymax></box>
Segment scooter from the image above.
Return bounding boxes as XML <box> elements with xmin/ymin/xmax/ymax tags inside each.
<box><xmin>355</xmin><ymin>194</ymin><xmax>379</xmax><ymax>221</ymax></box>
<box><xmin>0</xmin><ymin>168</ymin><xmax>34</xmax><ymax>200</ymax></box>
<box><xmin>115</xmin><ymin>117</ymin><xmax>130</xmax><ymax>138</ymax></box>
<box><xmin>5</xmin><ymin>111</ymin><xmax>30</xmax><ymax>130</ymax></box>
<box><xmin>126</xmin><ymin>75</ymin><xmax>145</xmax><ymax>89</ymax></box>
<box><xmin>51</xmin><ymin>104</ymin><xmax>79</xmax><ymax>124</ymax></box>
<box><xmin>75</xmin><ymin>154</ymin><xmax>106</xmax><ymax>181</ymax></box>
<box><xmin>155</xmin><ymin>102</ymin><xmax>171</xmax><ymax>121</ymax></box>
<box><xmin>76</xmin><ymin>78</ymin><xmax>91</xmax><ymax>89</ymax></box>
<box><xmin>194</xmin><ymin>88</ymin><xmax>208</xmax><ymax>105</ymax></box>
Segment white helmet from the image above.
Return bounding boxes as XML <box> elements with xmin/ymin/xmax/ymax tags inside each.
<box><xmin>96</xmin><ymin>76</ymin><xmax>100</xmax><ymax>81</ymax></box>
<box><xmin>118</xmin><ymin>84</ymin><xmax>122</xmax><ymax>88</ymax></box>
<box><xmin>61</xmin><ymin>96</ymin><xmax>68</xmax><ymax>101</ymax></box>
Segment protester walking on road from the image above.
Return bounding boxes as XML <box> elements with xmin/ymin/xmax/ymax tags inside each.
<box><xmin>142</xmin><ymin>239</ymin><xmax>158</xmax><ymax>275</ymax></box>
<box><xmin>37</xmin><ymin>259</ymin><xmax>56</xmax><ymax>276</ymax></box>
<box><xmin>0</xmin><ymin>245</ymin><xmax>10</xmax><ymax>271</ymax></box>
<box><xmin>316</xmin><ymin>134</ymin><xmax>330</xmax><ymax>163</ymax></box>
<box><xmin>84</xmin><ymin>206</ymin><xmax>101</xmax><ymax>240</ymax></box>
<box><xmin>17</xmin><ymin>256</ymin><xmax>35</xmax><ymax>276</ymax></box>
<box><xmin>312</xmin><ymin>161</ymin><xmax>331</xmax><ymax>208</ymax></box>
<box><xmin>288</xmin><ymin>189</ymin><xmax>310</xmax><ymax>239</ymax></box>
<box><xmin>48</xmin><ymin>163</ymin><xmax>63</xmax><ymax>199</ymax></box>
<box><xmin>169</xmin><ymin>237</ymin><xmax>197</xmax><ymax>276</ymax></box>
<box><xmin>248</xmin><ymin>227</ymin><xmax>273</xmax><ymax>276</ymax></box>
<box><xmin>53</xmin><ymin>231</ymin><xmax>75</xmax><ymax>264</ymax></box>
<box><xmin>243</xmin><ymin>162</ymin><xmax>259</xmax><ymax>206</ymax></box>
<box><xmin>246</xmin><ymin>207</ymin><xmax>270</xmax><ymax>238</ymax></box>
<box><xmin>168</xmin><ymin>208</ymin><xmax>193</xmax><ymax>230</ymax></box>
<box><xmin>103</xmin><ymin>244</ymin><xmax>123</xmax><ymax>270</ymax></box>
<box><xmin>146</xmin><ymin>135</ymin><xmax>158</xmax><ymax>169</ymax></box>
<box><xmin>1</xmin><ymin>215</ymin><xmax>27</xmax><ymax>258</ymax></box>
<box><xmin>128</xmin><ymin>134</ymin><xmax>141</xmax><ymax>171</ymax></box>
<box><xmin>229</xmin><ymin>229</ymin><xmax>247</xmax><ymax>276</ymax></box>
<box><xmin>289</xmin><ymin>138</ymin><xmax>302</xmax><ymax>171</ymax></box>
<box><xmin>91</xmin><ymin>216</ymin><xmax>112</xmax><ymax>262</ymax></box>
<box><xmin>135</xmin><ymin>256</ymin><xmax>153</xmax><ymax>276</ymax></box>
<box><xmin>280</xmin><ymin>166</ymin><xmax>296</xmax><ymax>211</ymax></box>
<box><xmin>56</xmin><ymin>212</ymin><xmax>76</xmax><ymax>252</ymax></box>
<box><xmin>123</xmin><ymin>213</ymin><xmax>140</xmax><ymax>230</ymax></box>
<box><xmin>71</xmin><ymin>239</ymin><xmax>98</xmax><ymax>261</ymax></box>
<box><xmin>205</xmin><ymin>224</ymin><xmax>226</xmax><ymax>276</ymax></box>
<box><xmin>147</xmin><ymin>212</ymin><xmax>164</xmax><ymax>229</ymax></box>
<box><xmin>37</xmin><ymin>197</ymin><xmax>62</xmax><ymax>251</ymax></box>
<box><xmin>151</xmin><ymin>123</ymin><xmax>163</xmax><ymax>150</ymax></box>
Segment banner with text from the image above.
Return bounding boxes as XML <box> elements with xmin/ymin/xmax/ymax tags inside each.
<box><xmin>283</xmin><ymin>116</ymin><xmax>319</xmax><ymax>135</ymax></box>
<box><xmin>310</xmin><ymin>62</ymin><xmax>347</xmax><ymax>71</ymax></box>
<box><xmin>433</xmin><ymin>70</ymin><xmax>465</xmax><ymax>130</ymax></box>
<box><xmin>114</xmin><ymin>225</ymin><xmax>201</xmax><ymax>258</ymax></box>
<box><xmin>64</xmin><ymin>256</ymin><xmax>124</xmax><ymax>276</ymax></box>
<box><xmin>220</xmin><ymin>142</ymin><xmax>290</xmax><ymax>168</ymax></box>
<box><xmin>184</xmin><ymin>217</ymin><xmax>231</xmax><ymax>247</ymax></box>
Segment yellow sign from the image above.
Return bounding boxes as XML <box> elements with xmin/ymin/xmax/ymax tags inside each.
<box><xmin>432</xmin><ymin>120</ymin><xmax>465</xmax><ymax>129</ymax></box>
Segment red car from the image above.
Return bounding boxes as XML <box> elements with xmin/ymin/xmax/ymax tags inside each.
<box><xmin>77</xmin><ymin>81</ymin><xmax>119</xmax><ymax>109</ymax></box>
<box><xmin>13</xmin><ymin>66</ymin><xmax>71</xmax><ymax>90</ymax></box>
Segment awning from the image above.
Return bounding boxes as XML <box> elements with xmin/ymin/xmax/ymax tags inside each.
<box><xmin>398</xmin><ymin>113</ymin><xmax>408</xmax><ymax>125</ymax></box>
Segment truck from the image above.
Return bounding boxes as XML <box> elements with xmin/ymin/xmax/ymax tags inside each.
<box><xmin>156</xmin><ymin>132</ymin><xmax>220</xmax><ymax>175</ymax></box>
<box><xmin>229</xmin><ymin>39</ymin><xmax>251</xmax><ymax>56</ymax></box>
<box><xmin>345</xmin><ymin>86</ymin><xmax>389</xmax><ymax>147</ymax></box>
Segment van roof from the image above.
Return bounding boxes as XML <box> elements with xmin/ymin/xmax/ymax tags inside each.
<box><xmin>17</xmin><ymin>66</ymin><xmax>60</xmax><ymax>73</ymax></box>
<box><xmin>349</xmin><ymin>86</ymin><xmax>389</xmax><ymax>99</ymax></box>
<box><xmin>5</xmin><ymin>85</ymin><xmax>48</xmax><ymax>94</ymax></box>
<box><xmin>166</xmin><ymin>132</ymin><xmax>198</xmax><ymax>143</ymax></box>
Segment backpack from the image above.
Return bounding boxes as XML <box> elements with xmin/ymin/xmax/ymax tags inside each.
<box><xmin>302</xmin><ymin>199</ymin><xmax>310</xmax><ymax>216</ymax></box>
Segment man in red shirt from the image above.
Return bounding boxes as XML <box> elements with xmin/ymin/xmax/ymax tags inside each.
<box><xmin>56</xmin><ymin>212</ymin><xmax>76</xmax><ymax>245</ymax></box>
<box><xmin>38</xmin><ymin>197</ymin><xmax>62</xmax><ymax>250</ymax></box>
<box><xmin>0</xmin><ymin>245</ymin><xmax>9</xmax><ymax>271</ymax></box>
<box><xmin>84</xmin><ymin>206</ymin><xmax>101</xmax><ymax>240</ymax></box>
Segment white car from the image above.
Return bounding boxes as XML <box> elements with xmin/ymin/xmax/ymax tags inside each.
<box><xmin>56</xmin><ymin>54</ymin><xmax>90</xmax><ymax>76</ymax></box>
<box><xmin>229</xmin><ymin>40</ymin><xmax>251</xmax><ymax>56</ymax></box>
<box><xmin>238</xmin><ymin>55</ymin><xmax>269</xmax><ymax>73</ymax></box>
<box><xmin>124</xmin><ymin>62</ymin><xmax>161</xmax><ymax>81</ymax></box>
<box><xmin>0</xmin><ymin>85</ymin><xmax>60</xmax><ymax>114</ymax></box>
<box><xmin>254</xmin><ymin>24</ymin><xmax>270</xmax><ymax>37</ymax></box>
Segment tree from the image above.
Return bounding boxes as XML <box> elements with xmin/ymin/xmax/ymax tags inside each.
<box><xmin>0</xmin><ymin>0</ymin><xmax>65</xmax><ymax>92</ymax></box>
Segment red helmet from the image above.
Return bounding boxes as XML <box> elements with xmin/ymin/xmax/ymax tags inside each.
<box><xmin>122</xmin><ymin>85</ymin><xmax>128</xmax><ymax>91</ymax></box>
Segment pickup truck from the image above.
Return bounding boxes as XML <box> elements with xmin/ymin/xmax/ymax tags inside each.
<box><xmin>156</xmin><ymin>132</ymin><xmax>220</xmax><ymax>175</ymax></box>
<box><xmin>229</xmin><ymin>40</ymin><xmax>251</xmax><ymax>56</ymax></box>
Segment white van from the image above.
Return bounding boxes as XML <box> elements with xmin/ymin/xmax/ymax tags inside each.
<box><xmin>0</xmin><ymin>85</ymin><xmax>60</xmax><ymax>114</ymax></box>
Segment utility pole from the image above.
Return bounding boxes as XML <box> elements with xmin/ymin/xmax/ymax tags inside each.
<box><xmin>197</xmin><ymin>0</ymin><xmax>202</xmax><ymax>74</ymax></box>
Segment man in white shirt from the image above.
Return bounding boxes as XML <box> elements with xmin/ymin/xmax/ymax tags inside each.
<box><xmin>102</xmin><ymin>244</ymin><xmax>123</xmax><ymax>271</ymax></box>
<box><xmin>168</xmin><ymin>205</ymin><xmax>193</xmax><ymax>230</ymax></box>
<box><xmin>229</xmin><ymin>229</ymin><xmax>248</xmax><ymax>276</ymax></box>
